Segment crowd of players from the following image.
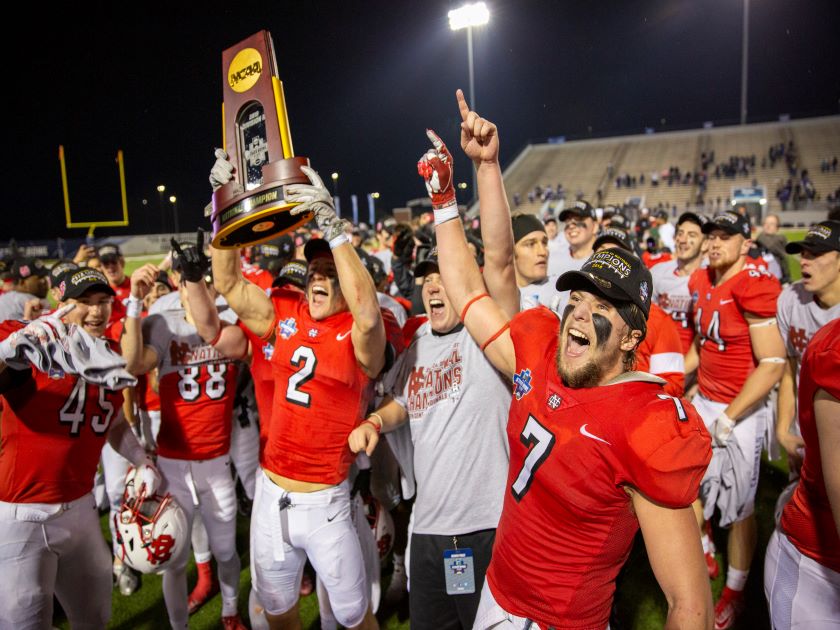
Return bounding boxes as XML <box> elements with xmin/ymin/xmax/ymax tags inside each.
<box><xmin>0</xmin><ymin>91</ymin><xmax>838</xmax><ymax>630</ymax></box>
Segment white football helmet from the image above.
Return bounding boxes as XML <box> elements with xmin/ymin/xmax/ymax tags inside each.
<box><xmin>114</xmin><ymin>483</ymin><xmax>188</xmax><ymax>574</ymax></box>
<box><xmin>363</xmin><ymin>495</ymin><xmax>395</xmax><ymax>566</ymax></box>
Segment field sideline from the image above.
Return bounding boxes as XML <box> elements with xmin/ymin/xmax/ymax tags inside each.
<box><xmin>53</xmin><ymin>230</ymin><xmax>806</xmax><ymax>629</ymax></box>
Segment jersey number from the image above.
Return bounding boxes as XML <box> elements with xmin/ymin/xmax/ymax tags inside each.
<box><xmin>177</xmin><ymin>364</ymin><xmax>228</xmax><ymax>401</ymax></box>
<box><xmin>695</xmin><ymin>307</ymin><xmax>726</xmax><ymax>351</ymax></box>
<box><xmin>511</xmin><ymin>415</ymin><xmax>556</xmax><ymax>501</ymax></box>
<box><xmin>59</xmin><ymin>380</ymin><xmax>115</xmax><ymax>436</ymax></box>
<box><xmin>286</xmin><ymin>346</ymin><xmax>317</xmax><ymax>407</ymax></box>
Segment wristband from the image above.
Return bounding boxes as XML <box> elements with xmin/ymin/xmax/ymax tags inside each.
<box><xmin>361</xmin><ymin>419</ymin><xmax>381</xmax><ymax>434</ymax></box>
<box><xmin>433</xmin><ymin>201</ymin><xmax>460</xmax><ymax>225</ymax></box>
<box><xmin>329</xmin><ymin>233</ymin><xmax>350</xmax><ymax>250</ymax></box>
<box><xmin>125</xmin><ymin>295</ymin><xmax>143</xmax><ymax>319</ymax></box>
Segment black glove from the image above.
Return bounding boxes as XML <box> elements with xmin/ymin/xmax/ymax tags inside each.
<box><xmin>350</xmin><ymin>468</ymin><xmax>372</xmax><ymax>499</ymax></box>
<box><xmin>171</xmin><ymin>228</ymin><xmax>210</xmax><ymax>283</ymax></box>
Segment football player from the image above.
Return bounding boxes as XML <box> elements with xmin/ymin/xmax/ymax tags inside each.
<box><xmin>416</xmin><ymin>92</ymin><xmax>712</xmax><ymax>629</ymax></box>
<box><xmin>685</xmin><ymin>211</ymin><xmax>785</xmax><ymax>628</ymax></box>
<box><xmin>121</xmin><ymin>254</ymin><xmax>247</xmax><ymax>630</ymax></box>
<box><xmin>206</xmin><ymin>155</ymin><xmax>389</xmax><ymax>630</ymax></box>
<box><xmin>764</xmin><ymin>318</ymin><xmax>839</xmax><ymax>628</ymax></box>
<box><xmin>0</xmin><ymin>268</ymin><xmax>158</xmax><ymax>629</ymax></box>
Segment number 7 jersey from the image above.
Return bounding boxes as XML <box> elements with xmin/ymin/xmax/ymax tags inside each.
<box><xmin>0</xmin><ymin>320</ymin><xmax>125</xmax><ymax>503</ymax></box>
<box><xmin>142</xmin><ymin>309</ymin><xmax>238</xmax><ymax>460</ymax></box>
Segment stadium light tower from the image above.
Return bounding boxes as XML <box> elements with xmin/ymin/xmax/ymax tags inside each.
<box><xmin>740</xmin><ymin>0</ymin><xmax>749</xmax><ymax>125</ymax></box>
<box><xmin>449</xmin><ymin>2</ymin><xmax>489</xmax><ymax>202</ymax></box>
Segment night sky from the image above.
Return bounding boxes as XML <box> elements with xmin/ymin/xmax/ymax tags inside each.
<box><xmin>7</xmin><ymin>0</ymin><xmax>839</xmax><ymax>241</ymax></box>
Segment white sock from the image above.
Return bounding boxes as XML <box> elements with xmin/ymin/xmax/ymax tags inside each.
<box><xmin>726</xmin><ymin>566</ymin><xmax>749</xmax><ymax>592</ymax></box>
<box><xmin>701</xmin><ymin>534</ymin><xmax>712</xmax><ymax>554</ymax></box>
<box><xmin>393</xmin><ymin>553</ymin><xmax>405</xmax><ymax>569</ymax></box>
<box><xmin>222</xmin><ymin>596</ymin><xmax>239</xmax><ymax>617</ymax></box>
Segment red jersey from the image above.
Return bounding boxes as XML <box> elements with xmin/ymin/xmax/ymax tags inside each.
<box><xmin>0</xmin><ymin>321</ymin><xmax>125</xmax><ymax>503</ymax></box>
<box><xmin>487</xmin><ymin>308</ymin><xmax>711</xmax><ymax>628</ymax></box>
<box><xmin>689</xmin><ymin>265</ymin><xmax>780</xmax><ymax>403</ymax></box>
<box><xmin>265</xmin><ymin>292</ymin><xmax>375</xmax><ymax>484</ymax></box>
<box><xmin>781</xmin><ymin>319</ymin><xmax>840</xmax><ymax>571</ymax></box>
<box><xmin>636</xmin><ymin>303</ymin><xmax>685</xmax><ymax>396</ymax></box>
<box><xmin>104</xmin><ymin>276</ymin><xmax>132</xmax><ymax>340</ymax></box>
<box><xmin>642</xmin><ymin>251</ymin><xmax>672</xmax><ymax>269</ymax></box>
<box><xmin>143</xmin><ymin>310</ymin><xmax>238</xmax><ymax>460</ymax></box>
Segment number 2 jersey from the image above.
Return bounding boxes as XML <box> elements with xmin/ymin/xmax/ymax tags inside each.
<box><xmin>486</xmin><ymin>308</ymin><xmax>711</xmax><ymax>628</ymax></box>
<box><xmin>0</xmin><ymin>320</ymin><xmax>125</xmax><ymax>503</ymax></box>
<box><xmin>142</xmin><ymin>308</ymin><xmax>238</xmax><ymax>460</ymax></box>
<box><xmin>688</xmin><ymin>266</ymin><xmax>781</xmax><ymax>403</ymax></box>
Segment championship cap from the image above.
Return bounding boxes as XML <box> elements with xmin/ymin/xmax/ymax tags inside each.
<box><xmin>58</xmin><ymin>268</ymin><xmax>116</xmax><ymax>301</ymax></box>
<box><xmin>701</xmin><ymin>211</ymin><xmax>751</xmax><ymax>239</ymax></box>
<box><xmin>556</xmin><ymin>249</ymin><xmax>652</xmax><ymax>318</ymax></box>
<box><xmin>11</xmin><ymin>257</ymin><xmax>49</xmax><ymax>281</ymax></box>
<box><xmin>593</xmin><ymin>227</ymin><xmax>634</xmax><ymax>253</ymax></box>
<box><xmin>49</xmin><ymin>260</ymin><xmax>80</xmax><ymax>287</ymax></box>
<box><xmin>272</xmin><ymin>260</ymin><xmax>308</xmax><ymax>290</ymax></box>
<box><xmin>558</xmin><ymin>200</ymin><xmax>596</xmax><ymax>222</ymax></box>
<box><xmin>97</xmin><ymin>244</ymin><xmax>123</xmax><ymax>263</ymax></box>
<box><xmin>303</xmin><ymin>238</ymin><xmax>333</xmax><ymax>263</ymax></box>
<box><xmin>785</xmin><ymin>220</ymin><xmax>840</xmax><ymax>255</ymax></box>
<box><xmin>677</xmin><ymin>211</ymin><xmax>708</xmax><ymax>228</ymax></box>
<box><xmin>414</xmin><ymin>247</ymin><xmax>440</xmax><ymax>278</ymax></box>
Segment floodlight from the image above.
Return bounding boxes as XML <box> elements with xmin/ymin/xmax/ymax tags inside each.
<box><xmin>448</xmin><ymin>2</ymin><xmax>489</xmax><ymax>31</ymax></box>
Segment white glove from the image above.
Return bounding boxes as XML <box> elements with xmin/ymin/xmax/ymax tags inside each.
<box><xmin>126</xmin><ymin>456</ymin><xmax>161</xmax><ymax>499</ymax></box>
<box><xmin>712</xmin><ymin>412</ymin><xmax>736</xmax><ymax>447</ymax></box>
<box><xmin>0</xmin><ymin>304</ymin><xmax>75</xmax><ymax>367</ymax></box>
<box><xmin>209</xmin><ymin>148</ymin><xmax>235</xmax><ymax>191</ymax></box>
<box><xmin>285</xmin><ymin>165</ymin><xmax>349</xmax><ymax>246</ymax></box>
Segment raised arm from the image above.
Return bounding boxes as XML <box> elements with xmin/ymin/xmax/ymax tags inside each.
<box><xmin>122</xmin><ymin>264</ymin><xmax>161</xmax><ymax>376</ymax></box>
<box><xmin>285</xmin><ymin>165</ymin><xmax>386</xmax><ymax>377</ymax></box>
<box><xmin>418</xmin><ymin>127</ymin><xmax>515</xmax><ymax>378</ymax></box>
<box><xmin>457</xmin><ymin>90</ymin><xmax>520</xmax><ymax>318</ymax></box>
<box><xmin>634</xmin><ymin>492</ymin><xmax>713</xmax><ymax>629</ymax></box>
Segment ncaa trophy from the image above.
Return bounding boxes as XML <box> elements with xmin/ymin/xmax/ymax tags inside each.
<box><xmin>208</xmin><ymin>30</ymin><xmax>313</xmax><ymax>249</ymax></box>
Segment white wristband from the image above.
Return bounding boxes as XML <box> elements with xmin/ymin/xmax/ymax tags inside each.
<box><xmin>125</xmin><ymin>295</ymin><xmax>143</xmax><ymax>319</ymax></box>
<box><xmin>433</xmin><ymin>201</ymin><xmax>460</xmax><ymax>225</ymax></box>
<box><xmin>329</xmin><ymin>233</ymin><xmax>349</xmax><ymax>250</ymax></box>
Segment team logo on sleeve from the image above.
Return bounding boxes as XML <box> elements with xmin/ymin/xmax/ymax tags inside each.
<box><xmin>639</xmin><ymin>281</ymin><xmax>649</xmax><ymax>304</ymax></box>
<box><xmin>512</xmin><ymin>369</ymin><xmax>533</xmax><ymax>400</ymax></box>
<box><xmin>262</xmin><ymin>342</ymin><xmax>274</xmax><ymax>360</ymax></box>
<box><xmin>277</xmin><ymin>317</ymin><xmax>298</xmax><ymax>340</ymax></box>
<box><xmin>308</xmin><ymin>328</ymin><xmax>319</xmax><ymax>338</ymax></box>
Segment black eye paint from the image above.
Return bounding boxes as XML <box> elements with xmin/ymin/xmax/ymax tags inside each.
<box><xmin>592</xmin><ymin>313</ymin><xmax>613</xmax><ymax>346</ymax></box>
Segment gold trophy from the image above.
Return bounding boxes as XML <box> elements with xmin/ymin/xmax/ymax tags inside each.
<box><xmin>209</xmin><ymin>30</ymin><xmax>313</xmax><ymax>249</ymax></box>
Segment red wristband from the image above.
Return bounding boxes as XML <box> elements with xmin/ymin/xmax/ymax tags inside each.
<box><xmin>361</xmin><ymin>419</ymin><xmax>381</xmax><ymax>434</ymax></box>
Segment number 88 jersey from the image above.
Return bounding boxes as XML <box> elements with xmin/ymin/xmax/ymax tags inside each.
<box><xmin>142</xmin><ymin>310</ymin><xmax>238</xmax><ymax>461</ymax></box>
<box><xmin>0</xmin><ymin>320</ymin><xmax>125</xmax><ymax>504</ymax></box>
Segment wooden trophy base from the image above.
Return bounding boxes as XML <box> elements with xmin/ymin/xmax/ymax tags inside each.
<box><xmin>210</xmin><ymin>156</ymin><xmax>314</xmax><ymax>249</ymax></box>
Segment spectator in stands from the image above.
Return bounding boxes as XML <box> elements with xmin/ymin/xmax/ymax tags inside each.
<box><xmin>755</xmin><ymin>214</ymin><xmax>791</xmax><ymax>284</ymax></box>
<box><xmin>0</xmin><ymin>257</ymin><xmax>49</xmax><ymax>321</ymax></box>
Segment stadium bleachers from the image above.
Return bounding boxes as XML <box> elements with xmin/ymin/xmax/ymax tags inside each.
<box><xmin>504</xmin><ymin>115</ymin><xmax>840</xmax><ymax>218</ymax></box>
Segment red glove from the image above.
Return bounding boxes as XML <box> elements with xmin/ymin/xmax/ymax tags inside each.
<box><xmin>417</xmin><ymin>129</ymin><xmax>456</xmax><ymax>209</ymax></box>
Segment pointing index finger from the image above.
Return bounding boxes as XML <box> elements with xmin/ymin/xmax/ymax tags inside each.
<box><xmin>426</xmin><ymin>129</ymin><xmax>444</xmax><ymax>151</ymax></box>
<box><xmin>456</xmin><ymin>89</ymin><xmax>471</xmax><ymax>122</ymax></box>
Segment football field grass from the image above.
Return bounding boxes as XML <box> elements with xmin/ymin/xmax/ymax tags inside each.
<box><xmin>54</xmin><ymin>235</ymin><xmax>807</xmax><ymax>628</ymax></box>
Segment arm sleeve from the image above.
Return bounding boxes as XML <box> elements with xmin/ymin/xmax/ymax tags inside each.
<box><xmin>733</xmin><ymin>272</ymin><xmax>781</xmax><ymax>318</ymax></box>
<box><xmin>615</xmin><ymin>397</ymin><xmax>712</xmax><ymax>507</ymax></box>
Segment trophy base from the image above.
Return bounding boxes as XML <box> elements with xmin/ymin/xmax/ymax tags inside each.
<box><xmin>210</xmin><ymin>156</ymin><xmax>314</xmax><ymax>249</ymax></box>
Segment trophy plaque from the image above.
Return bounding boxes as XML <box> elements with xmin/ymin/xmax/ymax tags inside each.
<box><xmin>209</xmin><ymin>30</ymin><xmax>313</xmax><ymax>249</ymax></box>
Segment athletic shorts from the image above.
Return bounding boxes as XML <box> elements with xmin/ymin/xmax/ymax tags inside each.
<box><xmin>764</xmin><ymin>529</ymin><xmax>840</xmax><ymax>629</ymax></box>
<box><xmin>692</xmin><ymin>394</ymin><xmax>769</xmax><ymax>525</ymax></box>
<box><xmin>251</xmin><ymin>470</ymin><xmax>369</xmax><ymax>626</ymax></box>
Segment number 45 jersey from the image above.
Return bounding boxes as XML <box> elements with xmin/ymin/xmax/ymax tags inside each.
<box><xmin>487</xmin><ymin>307</ymin><xmax>711</xmax><ymax>629</ymax></box>
<box><xmin>688</xmin><ymin>266</ymin><xmax>780</xmax><ymax>404</ymax></box>
<box><xmin>143</xmin><ymin>309</ymin><xmax>238</xmax><ymax>461</ymax></box>
<box><xmin>0</xmin><ymin>321</ymin><xmax>125</xmax><ymax>504</ymax></box>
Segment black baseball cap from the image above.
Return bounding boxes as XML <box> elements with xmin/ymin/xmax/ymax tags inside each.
<box><xmin>558</xmin><ymin>200</ymin><xmax>596</xmax><ymax>222</ymax></box>
<box><xmin>677</xmin><ymin>212</ymin><xmax>707</xmax><ymax>229</ymax></box>
<box><xmin>556</xmin><ymin>249</ymin><xmax>652</xmax><ymax>318</ymax></box>
<box><xmin>11</xmin><ymin>257</ymin><xmax>48</xmax><ymax>281</ymax></box>
<box><xmin>97</xmin><ymin>244</ymin><xmax>123</xmax><ymax>263</ymax></box>
<box><xmin>606</xmin><ymin>212</ymin><xmax>628</xmax><ymax>228</ymax></box>
<box><xmin>49</xmin><ymin>260</ymin><xmax>80</xmax><ymax>287</ymax></box>
<box><xmin>58</xmin><ymin>268</ymin><xmax>116</xmax><ymax>301</ymax></box>
<box><xmin>154</xmin><ymin>270</ymin><xmax>172</xmax><ymax>287</ymax></box>
<box><xmin>414</xmin><ymin>247</ymin><xmax>440</xmax><ymax>278</ymax></box>
<box><xmin>593</xmin><ymin>227</ymin><xmax>634</xmax><ymax>253</ymax></box>
<box><xmin>272</xmin><ymin>260</ymin><xmax>308</xmax><ymax>290</ymax></box>
<box><xmin>303</xmin><ymin>238</ymin><xmax>333</xmax><ymax>263</ymax></box>
<box><xmin>654</xmin><ymin>209</ymin><xmax>669</xmax><ymax>222</ymax></box>
<box><xmin>785</xmin><ymin>220</ymin><xmax>840</xmax><ymax>255</ymax></box>
<box><xmin>702</xmin><ymin>211</ymin><xmax>751</xmax><ymax>239</ymax></box>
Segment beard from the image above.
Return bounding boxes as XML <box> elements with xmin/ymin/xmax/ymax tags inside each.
<box><xmin>556</xmin><ymin>311</ymin><xmax>625</xmax><ymax>388</ymax></box>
